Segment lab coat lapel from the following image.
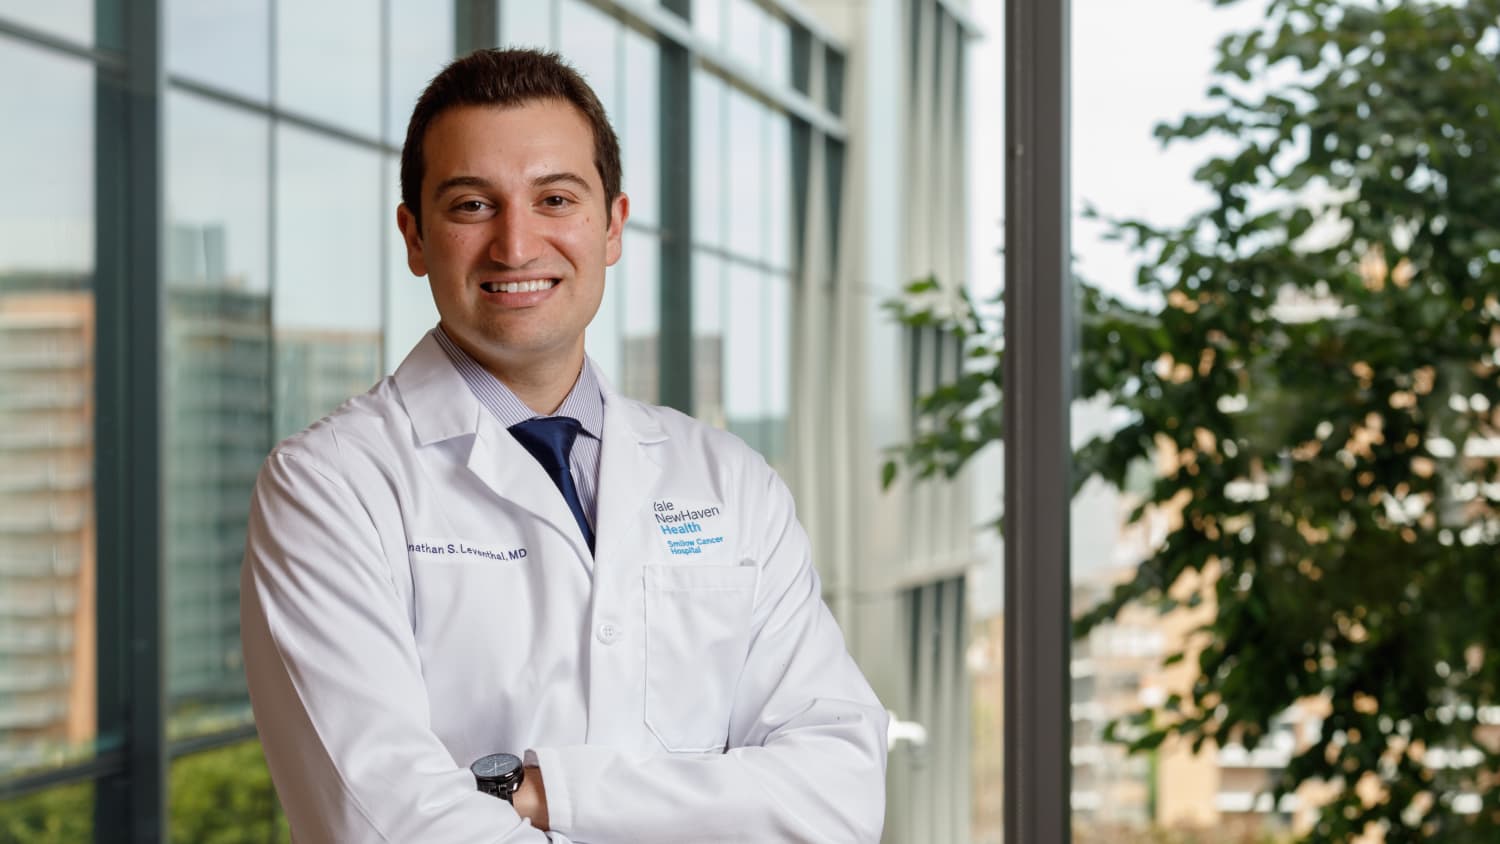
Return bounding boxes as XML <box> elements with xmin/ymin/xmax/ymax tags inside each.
<box><xmin>394</xmin><ymin>332</ymin><xmax>594</xmax><ymax>567</ymax></box>
<box><xmin>593</xmin><ymin>375</ymin><xmax>666</xmax><ymax>566</ymax></box>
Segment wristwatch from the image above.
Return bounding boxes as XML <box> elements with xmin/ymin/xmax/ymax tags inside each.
<box><xmin>471</xmin><ymin>752</ymin><xmax>525</xmax><ymax>802</ymax></box>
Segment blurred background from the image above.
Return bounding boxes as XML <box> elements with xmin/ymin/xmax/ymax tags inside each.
<box><xmin>4</xmin><ymin>0</ymin><xmax>1498</xmax><ymax>842</ymax></box>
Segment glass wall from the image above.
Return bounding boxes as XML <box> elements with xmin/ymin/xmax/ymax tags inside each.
<box><xmin>0</xmin><ymin>0</ymin><xmax>854</xmax><ymax>838</ymax></box>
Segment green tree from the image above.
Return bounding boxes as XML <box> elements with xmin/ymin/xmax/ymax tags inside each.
<box><xmin>888</xmin><ymin>0</ymin><xmax>1500</xmax><ymax>840</ymax></box>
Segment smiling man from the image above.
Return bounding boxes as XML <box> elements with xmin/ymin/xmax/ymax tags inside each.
<box><xmin>239</xmin><ymin>49</ymin><xmax>887</xmax><ymax>843</ymax></box>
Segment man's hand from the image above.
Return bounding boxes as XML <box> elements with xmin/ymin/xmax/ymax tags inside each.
<box><xmin>513</xmin><ymin>766</ymin><xmax>549</xmax><ymax>831</ymax></box>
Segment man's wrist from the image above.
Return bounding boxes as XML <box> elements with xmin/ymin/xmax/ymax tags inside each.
<box><xmin>512</xmin><ymin>765</ymin><xmax>549</xmax><ymax>831</ymax></box>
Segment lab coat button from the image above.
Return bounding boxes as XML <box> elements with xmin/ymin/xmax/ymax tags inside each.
<box><xmin>596</xmin><ymin>622</ymin><xmax>622</xmax><ymax>644</ymax></box>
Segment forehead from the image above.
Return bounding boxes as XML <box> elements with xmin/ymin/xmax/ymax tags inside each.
<box><xmin>421</xmin><ymin>99</ymin><xmax>598</xmax><ymax>188</ymax></box>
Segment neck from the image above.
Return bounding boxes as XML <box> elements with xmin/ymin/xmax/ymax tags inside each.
<box><xmin>443</xmin><ymin>326</ymin><xmax>584</xmax><ymax>415</ymax></box>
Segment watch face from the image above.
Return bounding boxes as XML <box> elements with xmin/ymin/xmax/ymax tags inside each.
<box><xmin>471</xmin><ymin>752</ymin><xmax>522</xmax><ymax>780</ymax></box>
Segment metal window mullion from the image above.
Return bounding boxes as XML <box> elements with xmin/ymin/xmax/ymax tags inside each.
<box><xmin>1003</xmin><ymin>0</ymin><xmax>1072</xmax><ymax>843</ymax></box>
<box><xmin>93</xmin><ymin>0</ymin><xmax>167</xmax><ymax>839</ymax></box>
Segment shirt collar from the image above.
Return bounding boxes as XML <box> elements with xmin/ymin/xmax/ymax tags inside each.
<box><xmin>431</xmin><ymin>325</ymin><xmax>604</xmax><ymax>440</ymax></box>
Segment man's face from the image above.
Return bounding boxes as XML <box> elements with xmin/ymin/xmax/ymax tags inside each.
<box><xmin>397</xmin><ymin>99</ymin><xmax>628</xmax><ymax>374</ymax></box>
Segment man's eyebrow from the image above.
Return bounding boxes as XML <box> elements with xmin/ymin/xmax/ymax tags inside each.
<box><xmin>533</xmin><ymin>172</ymin><xmax>593</xmax><ymax>194</ymax></box>
<box><xmin>431</xmin><ymin>175</ymin><xmax>491</xmax><ymax>197</ymax></box>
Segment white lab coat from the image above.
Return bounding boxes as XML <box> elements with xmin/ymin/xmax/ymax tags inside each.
<box><xmin>240</xmin><ymin>332</ymin><xmax>888</xmax><ymax>843</ymax></box>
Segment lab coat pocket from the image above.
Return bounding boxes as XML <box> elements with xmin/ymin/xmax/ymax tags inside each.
<box><xmin>643</xmin><ymin>564</ymin><xmax>758</xmax><ymax>753</ymax></box>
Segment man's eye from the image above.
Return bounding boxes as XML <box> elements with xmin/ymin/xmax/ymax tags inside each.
<box><xmin>540</xmin><ymin>195</ymin><xmax>572</xmax><ymax>209</ymax></box>
<box><xmin>455</xmin><ymin>200</ymin><xmax>487</xmax><ymax>213</ymax></box>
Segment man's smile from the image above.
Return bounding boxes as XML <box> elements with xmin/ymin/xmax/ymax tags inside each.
<box><xmin>480</xmin><ymin>278</ymin><xmax>561</xmax><ymax>293</ymax></box>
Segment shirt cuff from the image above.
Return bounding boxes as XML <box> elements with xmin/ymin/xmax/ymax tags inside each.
<box><xmin>526</xmin><ymin>747</ymin><xmax>574</xmax><ymax>837</ymax></box>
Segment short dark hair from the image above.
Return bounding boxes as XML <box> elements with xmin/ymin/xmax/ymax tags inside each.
<box><xmin>400</xmin><ymin>48</ymin><xmax>622</xmax><ymax>231</ymax></box>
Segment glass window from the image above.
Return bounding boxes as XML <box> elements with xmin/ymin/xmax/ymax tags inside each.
<box><xmin>691</xmin><ymin>251</ymin><xmax>724</xmax><ymax>427</ymax></box>
<box><xmin>385</xmin><ymin>156</ymin><xmax>439</xmax><ymax>374</ymax></box>
<box><xmin>764</xmin><ymin>273</ymin><xmax>790</xmax><ymax>469</ymax></box>
<box><xmin>0</xmin><ymin>0</ymin><xmax>92</xmax><ymax>46</ymax></box>
<box><xmin>276</xmin><ymin>0</ymin><xmax>381</xmax><ymax>137</ymax></box>
<box><xmin>169</xmin><ymin>740</ymin><xmax>287</xmax><ymax>841</ymax></box>
<box><xmin>502</xmin><ymin>0</ymin><xmax>554</xmax><ymax>49</ymax></box>
<box><xmin>621</xmin><ymin>28</ymin><xmax>660</xmax><ymax>228</ymax></box>
<box><xmin>692</xmin><ymin>71</ymin><xmax>726</xmax><ymax>249</ymax></box>
<box><xmin>725</xmin><ymin>87</ymin><xmax>765</xmax><ymax>259</ymax></box>
<box><xmin>167</xmin><ymin>0</ymin><xmax>269</xmax><ymax>102</ymax></box>
<box><xmin>766</xmin><ymin>114</ymin><xmax>792</xmax><ymax>272</ymax></box>
<box><xmin>163</xmin><ymin>91</ymin><xmax>272</xmax><ymax>731</ymax></box>
<box><xmin>588</xmin><ymin>251</ymin><xmax>624</xmax><ymax>390</ymax></box>
<box><xmin>765</xmin><ymin>13</ymin><xmax>791</xmax><ymax>91</ymax></box>
<box><xmin>560</xmin><ymin>0</ymin><xmax>620</xmax><ymax>122</ymax></box>
<box><xmin>692</xmin><ymin>0</ymin><xmax>722</xmax><ymax>44</ymax></box>
<box><xmin>0</xmin><ymin>780</ymin><xmax>93</xmax><ymax>838</ymax></box>
<box><xmin>725</xmin><ymin>0</ymin><xmax>766</xmax><ymax>75</ymax></box>
<box><xmin>388</xmin><ymin>0</ymin><xmax>454</xmax><ymax>144</ymax></box>
<box><xmin>0</xmin><ymin>40</ymin><xmax>96</xmax><ymax>781</ymax></box>
<box><xmin>619</xmin><ymin>229</ymin><xmax>660</xmax><ymax>404</ymax></box>
<box><xmin>722</xmin><ymin>263</ymin><xmax>766</xmax><ymax>454</ymax></box>
<box><xmin>273</xmin><ymin>125</ymin><xmax>383</xmax><ymax>439</ymax></box>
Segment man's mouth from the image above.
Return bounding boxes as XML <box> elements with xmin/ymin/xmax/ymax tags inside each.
<box><xmin>480</xmin><ymin>279</ymin><xmax>560</xmax><ymax>293</ymax></box>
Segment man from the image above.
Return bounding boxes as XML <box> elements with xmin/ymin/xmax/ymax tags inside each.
<box><xmin>240</xmin><ymin>48</ymin><xmax>887</xmax><ymax>843</ymax></box>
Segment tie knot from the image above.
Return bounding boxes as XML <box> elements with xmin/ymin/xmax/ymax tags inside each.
<box><xmin>509</xmin><ymin>416</ymin><xmax>583</xmax><ymax>470</ymax></box>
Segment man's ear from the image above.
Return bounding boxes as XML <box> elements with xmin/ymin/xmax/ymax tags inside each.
<box><xmin>605</xmin><ymin>193</ymin><xmax>629</xmax><ymax>267</ymax></box>
<box><xmin>396</xmin><ymin>203</ymin><xmax>427</xmax><ymax>277</ymax></box>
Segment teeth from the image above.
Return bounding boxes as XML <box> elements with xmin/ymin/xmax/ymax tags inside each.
<box><xmin>486</xmin><ymin>279</ymin><xmax>557</xmax><ymax>294</ymax></box>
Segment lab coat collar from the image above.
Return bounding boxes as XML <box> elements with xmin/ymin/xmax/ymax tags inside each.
<box><xmin>392</xmin><ymin>330</ymin><xmax>669</xmax><ymax>449</ymax></box>
<box><xmin>393</xmin><ymin>331</ymin><xmax>668</xmax><ymax>568</ymax></box>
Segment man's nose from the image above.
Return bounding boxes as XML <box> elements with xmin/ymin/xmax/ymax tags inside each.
<box><xmin>487</xmin><ymin>205</ymin><xmax>541</xmax><ymax>267</ymax></box>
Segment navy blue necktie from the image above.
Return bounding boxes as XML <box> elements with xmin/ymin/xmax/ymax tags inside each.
<box><xmin>509</xmin><ymin>416</ymin><xmax>595</xmax><ymax>552</ymax></box>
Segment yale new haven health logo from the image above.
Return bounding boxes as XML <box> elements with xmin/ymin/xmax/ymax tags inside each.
<box><xmin>652</xmin><ymin>499</ymin><xmax>726</xmax><ymax>556</ymax></box>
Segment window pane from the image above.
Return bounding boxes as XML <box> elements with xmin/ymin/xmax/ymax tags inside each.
<box><xmin>164</xmin><ymin>91</ymin><xmax>272</xmax><ymax>733</ymax></box>
<box><xmin>766</xmin><ymin>114</ymin><xmax>792</xmax><ymax>272</ymax></box>
<box><xmin>588</xmin><ymin>247</ymin><xmax>624</xmax><ymax>389</ymax></box>
<box><xmin>0</xmin><ymin>41</ymin><xmax>96</xmax><ymax>778</ymax></box>
<box><xmin>722</xmin><ymin>263</ymin><xmax>766</xmax><ymax>454</ymax></box>
<box><xmin>276</xmin><ymin>0</ymin><xmax>381</xmax><ymax>137</ymax></box>
<box><xmin>0</xmin><ymin>779</ymin><xmax>93</xmax><ymax>839</ymax></box>
<box><xmin>388</xmin><ymin>0</ymin><xmax>454</xmax><ymax>144</ymax></box>
<box><xmin>169</xmin><ymin>740</ymin><xmax>288</xmax><ymax>842</ymax></box>
<box><xmin>725</xmin><ymin>87</ymin><xmax>765</xmax><ymax>259</ymax></box>
<box><xmin>167</xmin><ymin>0</ymin><xmax>269</xmax><ymax>102</ymax></box>
<box><xmin>764</xmin><ymin>273</ymin><xmax>790</xmax><ymax>470</ymax></box>
<box><xmin>692</xmin><ymin>0</ymin><xmax>721</xmax><ymax>44</ymax></box>
<box><xmin>273</xmin><ymin>125</ymin><xmax>383</xmax><ymax>439</ymax></box>
<box><xmin>619</xmin><ymin>229</ymin><xmax>659</xmax><ymax>404</ymax></box>
<box><xmin>0</xmin><ymin>0</ymin><xmax>92</xmax><ymax>46</ymax></box>
<box><xmin>501</xmin><ymin>0</ymin><xmax>553</xmax><ymax>49</ymax></box>
<box><xmin>559</xmin><ymin>0</ymin><xmax>619</xmax><ymax>122</ymax></box>
<box><xmin>725</xmin><ymin>0</ymin><xmax>766</xmax><ymax>76</ymax></box>
<box><xmin>621</xmin><ymin>28</ymin><xmax>660</xmax><ymax>228</ymax></box>
<box><xmin>691</xmin><ymin>251</ymin><xmax>724</xmax><ymax>427</ymax></box>
<box><xmin>692</xmin><ymin>71</ymin><xmax>725</xmax><ymax>249</ymax></box>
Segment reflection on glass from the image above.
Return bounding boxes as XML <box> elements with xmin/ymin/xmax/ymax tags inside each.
<box><xmin>621</xmin><ymin>28</ymin><xmax>660</xmax><ymax>228</ymax></box>
<box><xmin>169</xmin><ymin>740</ymin><xmax>287</xmax><ymax>841</ymax></box>
<box><xmin>274</xmin><ymin>125</ymin><xmax>382</xmax><ymax>439</ymax></box>
<box><xmin>725</xmin><ymin>88</ymin><xmax>766</xmax><ymax>259</ymax></box>
<box><xmin>167</xmin><ymin>0</ymin><xmax>269</xmax><ymax>102</ymax></box>
<box><xmin>691</xmin><ymin>251</ymin><xmax>724</xmax><ymax>426</ymax></box>
<box><xmin>164</xmin><ymin>91</ymin><xmax>272</xmax><ymax>732</ymax></box>
<box><xmin>723</xmin><ymin>264</ymin><xmax>767</xmax><ymax>454</ymax></box>
<box><xmin>692</xmin><ymin>71</ymin><xmax>725</xmax><ymax>248</ymax></box>
<box><xmin>559</xmin><ymin>0</ymin><xmax>619</xmax><ymax>121</ymax></box>
<box><xmin>0</xmin><ymin>0</ymin><xmax>92</xmax><ymax>46</ymax></box>
<box><xmin>0</xmin><ymin>41</ymin><xmax>96</xmax><ymax>779</ymax></box>
<box><xmin>619</xmin><ymin>229</ymin><xmax>660</xmax><ymax>403</ymax></box>
<box><xmin>588</xmin><ymin>250</ymin><xmax>623</xmax><ymax>389</ymax></box>
<box><xmin>388</xmin><ymin>0</ymin><xmax>453</xmax><ymax>144</ymax></box>
<box><xmin>502</xmin><ymin>0</ymin><xmax>553</xmax><ymax>49</ymax></box>
<box><xmin>385</xmin><ymin>156</ymin><xmax>439</xmax><ymax>374</ymax></box>
<box><xmin>276</xmin><ymin>0</ymin><xmax>381</xmax><ymax>137</ymax></box>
